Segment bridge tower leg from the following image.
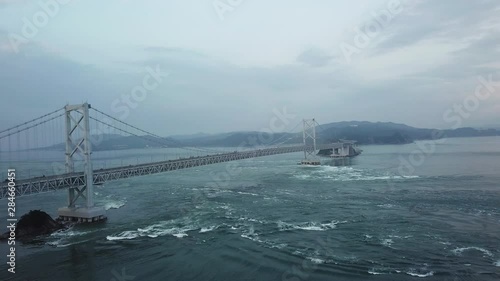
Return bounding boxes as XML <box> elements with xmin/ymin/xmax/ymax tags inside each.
<box><xmin>300</xmin><ymin>119</ymin><xmax>320</xmax><ymax>165</ymax></box>
<box><xmin>57</xmin><ymin>103</ymin><xmax>106</xmax><ymax>223</ymax></box>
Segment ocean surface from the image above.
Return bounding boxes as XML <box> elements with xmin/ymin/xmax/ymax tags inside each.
<box><xmin>0</xmin><ymin>136</ymin><xmax>499</xmax><ymax>281</ymax></box>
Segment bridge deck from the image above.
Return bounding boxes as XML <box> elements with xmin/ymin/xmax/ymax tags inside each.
<box><xmin>0</xmin><ymin>144</ymin><xmax>341</xmax><ymax>198</ymax></box>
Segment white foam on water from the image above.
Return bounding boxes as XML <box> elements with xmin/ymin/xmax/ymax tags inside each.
<box><xmin>399</xmin><ymin>175</ymin><xmax>420</xmax><ymax>179</ymax></box>
<box><xmin>389</xmin><ymin>235</ymin><xmax>413</xmax><ymax>239</ymax></box>
<box><xmin>270</xmin><ymin>243</ymin><xmax>287</xmax><ymax>249</ymax></box>
<box><xmin>368</xmin><ymin>269</ymin><xmax>385</xmax><ymax>275</ymax></box>
<box><xmin>319</xmin><ymin>166</ymin><xmax>355</xmax><ymax>172</ymax></box>
<box><xmin>240</xmin><ymin>234</ymin><xmax>262</xmax><ymax>243</ymax></box>
<box><xmin>106</xmin><ymin>231</ymin><xmax>139</xmax><ymax>241</ymax></box>
<box><xmin>50</xmin><ymin>229</ymin><xmax>92</xmax><ymax>238</ymax></box>
<box><xmin>307</xmin><ymin>257</ymin><xmax>325</xmax><ymax>264</ymax></box>
<box><xmin>381</xmin><ymin>239</ymin><xmax>394</xmax><ymax>247</ymax></box>
<box><xmin>47</xmin><ymin>239</ymin><xmax>90</xmax><ymax>248</ymax></box>
<box><xmin>47</xmin><ymin>240</ymin><xmax>72</xmax><ymax>247</ymax></box>
<box><xmin>104</xmin><ymin>200</ymin><xmax>127</xmax><ymax>210</ymax></box>
<box><xmin>406</xmin><ymin>270</ymin><xmax>434</xmax><ymax>278</ymax></box>
<box><xmin>377</xmin><ymin>204</ymin><xmax>394</xmax><ymax>208</ymax></box>
<box><xmin>241</xmin><ymin>226</ymin><xmax>262</xmax><ymax>243</ymax></box>
<box><xmin>236</xmin><ymin>191</ymin><xmax>259</xmax><ymax>196</ymax></box>
<box><xmin>199</xmin><ymin>226</ymin><xmax>217</xmax><ymax>233</ymax></box>
<box><xmin>294</xmin><ymin>174</ymin><xmax>312</xmax><ymax>180</ymax></box>
<box><xmin>299</xmin><ymin>225</ymin><xmax>324</xmax><ymax>231</ymax></box>
<box><xmin>295</xmin><ymin>166</ymin><xmax>420</xmax><ymax>182</ymax></box>
<box><xmin>452</xmin><ymin>247</ymin><xmax>493</xmax><ymax>257</ymax></box>
<box><xmin>238</xmin><ymin>217</ymin><xmax>266</xmax><ymax>224</ymax></box>
<box><xmin>494</xmin><ymin>260</ymin><xmax>500</xmax><ymax>267</ymax></box>
<box><xmin>277</xmin><ymin>220</ymin><xmax>343</xmax><ymax>232</ymax></box>
<box><xmin>240</xmin><ymin>226</ymin><xmax>286</xmax><ymax>249</ymax></box>
<box><xmin>107</xmin><ymin>219</ymin><xmax>196</xmax><ymax>241</ymax></box>
<box><xmin>47</xmin><ymin>228</ymin><xmax>97</xmax><ymax>247</ymax></box>
<box><xmin>305</xmin><ymin>164</ymin><xmax>322</xmax><ymax>167</ymax></box>
<box><xmin>322</xmin><ymin>220</ymin><xmax>347</xmax><ymax>228</ymax></box>
<box><xmin>98</xmin><ymin>196</ymin><xmax>127</xmax><ymax>210</ymax></box>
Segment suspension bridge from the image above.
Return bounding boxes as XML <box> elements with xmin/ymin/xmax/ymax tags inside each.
<box><xmin>0</xmin><ymin>103</ymin><xmax>346</xmax><ymax>222</ymax></box>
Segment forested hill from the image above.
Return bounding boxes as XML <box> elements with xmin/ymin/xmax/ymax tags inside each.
<box><xmin>44</xmin><ymin>122</ymin><xmax>500</xmax><ymax>150</ymax></box>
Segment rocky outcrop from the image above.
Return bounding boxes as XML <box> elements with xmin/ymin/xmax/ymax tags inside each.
<box><xmin>0</xmin><ymin>210</ymin><xmax>65</xmax><ymax>241</ymax></box>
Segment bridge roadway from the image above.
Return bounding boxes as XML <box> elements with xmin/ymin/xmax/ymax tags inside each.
<box><xmin>0</xmin><ymin>144</ymin><xmax>341</xmax><ymax>199</ymax></box>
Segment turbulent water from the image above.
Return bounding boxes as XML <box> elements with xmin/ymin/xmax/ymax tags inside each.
<box><xmin>1</xmin><ymin>137</ymin><xmax>499</xmax><ymax>281</ymax></box>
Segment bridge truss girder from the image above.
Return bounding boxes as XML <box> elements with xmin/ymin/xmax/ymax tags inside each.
<box><xmin>0</xmin><ymin>143</ymin><xmax>344</xmax><ymax>199</ymax></box>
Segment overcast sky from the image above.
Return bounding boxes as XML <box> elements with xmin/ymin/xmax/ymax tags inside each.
<box><xmin>0</xmin><ymin>0</ymin><xmax>499</xmax><ymax>135</ymax></box>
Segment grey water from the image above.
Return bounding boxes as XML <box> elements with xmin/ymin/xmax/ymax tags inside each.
<box><xmin>0</xmin><ymin>136</ymin><xmax>499</xmax><ymax>280</ymax></box>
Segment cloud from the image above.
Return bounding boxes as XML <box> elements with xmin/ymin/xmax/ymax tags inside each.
<box><xmin>296</xmin><ymin>48</ymin><xmax>334</xmax><ymax>67</ymax></box>
<box><xmin>371</xmin><ymin>0</ymin><xmax>500</xmax><ymax>55</ymax></box>
<box><xmin>0</xmin><ymin>0</ymin><xmax>499</xmax><ymax>134</ymax></box>
<box><xmin>143</xmin><ymin>46</ymin><xmax>210</xmax><ymax>60</ymax></box>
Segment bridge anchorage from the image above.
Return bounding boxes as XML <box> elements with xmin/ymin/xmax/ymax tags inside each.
<box><xmin>57</xmin><ymin>103</ymin><xmax>106</xmax><ymax>223</ymax></box>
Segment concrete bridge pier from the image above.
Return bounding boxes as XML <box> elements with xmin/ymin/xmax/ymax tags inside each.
<box><xmin>58</xmin><ymin>207</ymin><xmax>106</xmax><ymax>223</ymax></box>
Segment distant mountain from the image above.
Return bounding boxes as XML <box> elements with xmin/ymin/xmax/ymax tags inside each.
<box><xmin>43</xmin><ymin>122</ymin><xmax>500</xmax><ymax>151</ymax></box>
<box><xmin>317</xmin><ymin>122</ymin><xmax>414</xmax><ymax>144</ymax></box>
<box><xmin>316</xmin><ymin>121</ymin><xmax>499</xmax><ymax>145</ymax></box>
<box><xmin>177</xmin><ymin>131</ymin><xmax>300</xmax><ymax>147</ymax></box>
<box><xmin>316</xmin><ymin>121</ymin><xmax>430</xmax><ymax>144</ymax></box>
<box><xmin>46</xmin><ymin>133</ymin><xmax>181</xmax><ymax>151</ymax></box>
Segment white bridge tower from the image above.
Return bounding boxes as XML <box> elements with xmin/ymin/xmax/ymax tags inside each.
<box><xmin>57</xmin><ymin>103</ymin><xmax>106</xmax><ymax>222</ymax></box>
<box><xmin>301</xmin><ymin>119</ymin><xmax>320</xmax><ymax>165</ymax></box>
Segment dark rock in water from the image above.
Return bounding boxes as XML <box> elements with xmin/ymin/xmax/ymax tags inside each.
<box><xmin>0</xmin><ymin>210</ymin><xmax>66</xmax><ymax>241</ymax></box>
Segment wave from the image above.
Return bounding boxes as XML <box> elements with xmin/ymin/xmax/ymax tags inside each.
<box><xmin>237</xmin><ymin>216</ymin><xmax>267</xmax><ymax>224</ymax></box>
<box><xmin>377</xmin><ymin>204</ymin><xmax>394</xmax><ymax>208</ymax></box>
<box><xmin>452</xmin><ymin>247</ymin><xmax>493</xmax><ymax>257</ymax></box>
<box><xmin>293</xmin><ymin>166</ymin><xmax>419</xmax><ymax>182</ymax></box>
<box><xmin>96</xmin><ymin>196</ymin><xmax>127</xmax><ymax>210</ymax></box>
<box><xmin>47</xmin><ymin>239</ymin><xmax>91</xmax><ymax>248</ymax></box>
<box><xmin>199</xmin><ymin>225</ymin><xmax>217</xmax><ymax>233</ymax></box>
<box><xmin>368</xmin><ymin>268</ymin><xmax>387</xmax><ymax>275</ymax></box>
<box><xmin>277</xmin><ymin>220</ymin><xmax>345</xmax><ymax>232</ymax></box>
<box><xmin>106</xmin><ymin>230</ymin><xmax>139</xmax><ymax>241</ymax></box>
<box><xmin>241</xmin><ymin>225</ymin><xmax>262</xmax><ymax>242</ymax></box>
<box><xmin>47</xmin><ymin>228</ymin><xmax>95</xmax><ymax>247</ymax></box>
<box><xmin>368</xmin><ymin>267</ymin><xmax>433</xmax><ymax>278</ymax></box>
<box><xmin>495</xmin><ymin>260</ymin><xmax>500</xmax><ymax>267</ymax></box>
<box><xmin>406</xmin><ymin>270</ymin><xmax>434</xmax><ymax>278</ymax></box>
<box><xmin>240</xmin><ymin>226</ymin><xmax>287</xmax><ymax>249</ymax></box>
<box><xmin>378</xmin><ymin>235</ymin><xmax>412</xmax><ymax>248</ymax></box>
<box><xmin>307</xmin><ymin>257</ymin><xmax>325</xmax><ymax>264</ymax></box>
<box><xmin>104</xmin><ymin>200</ymin><xmax>127</xmax><ymax>210</ymax></box>
<box><xmin>318</xmin><ymin>166</ymin><xmax>355</xmax><ymax>172</ymax></box>
<box><xmin>106</xmin><ymin>220</ymin><xmax>196</xmax><ymax>241</ymax></box>
<box><xmin>235</xmin><ymin>191</ymin><xmax>259</xmax><ymax>196</ymax></box>
<box><xmin>50</xmin><ymin>228</ymin><xmax>93</xmax><ymax>238</ymax></box>
<box><xmin>381</xmin><ymin>238</ymin><xmax>394</xmax><ymax>247</ymax></box>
